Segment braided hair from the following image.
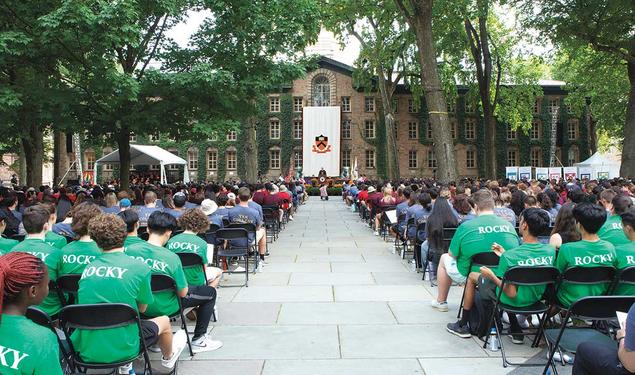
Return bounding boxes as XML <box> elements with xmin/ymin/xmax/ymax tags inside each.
<box><xmin>0</xmin><ymin>252</ymin><xmax>45</xmax><ymax>319</ymax></box>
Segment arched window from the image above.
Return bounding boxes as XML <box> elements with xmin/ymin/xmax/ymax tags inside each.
<box><xmin>312</xmin><ymin>75</ymin><xmax>330</xmax><ymax>106</ymax></box>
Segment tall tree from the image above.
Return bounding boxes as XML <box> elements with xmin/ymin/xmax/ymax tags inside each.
<box><xmin>394</xmin><ymin>0</ymin><xmax>458</xmax><ymax>182</ymax></box>
<box><xmin>190</xmin><ymin>0</ymin><xmax>320</xmax><ymax>182</ymax></box>
<box><xmin>323</xmin><ymin>0</ymin><xmax>412</xmax><ymax>180</ymax></box>
<box><xmin>517</xmin><ymin>0</ymin><xmax>635</xmax><ymax>177</ymax></box>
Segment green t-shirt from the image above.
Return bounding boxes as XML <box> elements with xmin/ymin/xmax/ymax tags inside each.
<box><xmin>556</xmin><ymin>239</ymin><xmax>617</xmax><ymax>307</ymax></box>
<box><xmin>615</xmin><ymin>241</ymin><xmax>635</xmax><ymax>296</ymax></box>
<box><xmin>123</xmin><ymin>235</ymin><xmax>145</xmax><ymax>252</ymax></box>
<box><xmin>10</xmin><ymin>238</ymin><xmax>63</xmax><ymax>316</ymax></box>
<box><xmin>126</xmin><ymin>241</ymin><xmax>188</xmax><ymax>317</ymax></box>
<box><xmin>598</xmin><ymin>215</ymin><xmax>630</xmax><ymax>246</ymax></box>
<box><xmin>166</xmin><ymin>232</ymin><xmax>208</xmax><ymax>286</ymax></box>
<box><xmin>45</xmin><ymin>231</ymin><xmax>67</xmax><ymax>249</ymax></box>
<box><xmin>494</xmin><ymin>243</ymin><xmax>556</xmax><ymax>307</ymax></box>
<box><xmin>71</xmin><ymin>251</ymin><xmax>153</xmax><ymax>364</ymax></box>
<box><xmin>58</xmin><ymin>240</ymin><xmax>101</xmax><ymax>276</ymax></box>
<box><xmin>0</xmin><ymin>314</ymin><xmax>62</xmax><ymax>375</ymax></box>
<box><xmin>0</xmin><ymin>236</ymin><xmax>18</xmax><ymax>254</ymax></box>
<box><xmin>449</xmin><ymin>214</ymin><xmax>520</xmax><ymax>276</ymax></box>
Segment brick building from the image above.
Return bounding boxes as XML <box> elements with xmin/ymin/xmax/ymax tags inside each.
<box><xmin>78</xmin><ymin>56</ymin><xmax>592</xmax><ymax>183</ymax></box>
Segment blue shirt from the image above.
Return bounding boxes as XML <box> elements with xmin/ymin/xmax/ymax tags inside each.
<box><xmin>405</xmin><ymin>204</ymin><xmax>423</xmax><ymax>224</ymax></box>
<box><xmin>164</xmin><ymin>208</ymin><xmax>185</xmax><ymax>219</ymax></box>
<box><xmin>396</xmin><ymin>201</ymin><xmax>409</xmax><ymax>225</ymax></box>
<box><xmin>248</xmin><ymin>201</ymin><xmax>264</xmax><ymax>221</ymax></box>
<box><xmin>228</xmin><ymin>205</ymin><xmax>261</xmax><ymax>245</ymax></box>
<box><xmin>53</xmin><ymin>222</ymin><xmax>74</xmax><ymax>237</ymax></box>
<box><xmin>101</xmin><ymin>206</ymin><xmax>120</xmax><ymax>214</ymax></box>
<box><xmin>215</xmin><ymin>207</ymin><xmax>233</xmax><ymax>219</ymax></box>
<box><xmin>136</xmin><ymin>206</ymin><xmax>161</xmax><ymax>226</ymax></box>
<box><xmin>207</xmin><ymin>214</ymin><xmax>224</xmax><ymax>228</ymax></box>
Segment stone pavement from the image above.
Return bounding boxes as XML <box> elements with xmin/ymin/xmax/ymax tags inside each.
<box><xmin>174</xmin><ymin>198</ymin><xmax>570</xmax><ymax>375</ymax></box>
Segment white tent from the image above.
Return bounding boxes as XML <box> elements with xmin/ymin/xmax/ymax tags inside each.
<box><xmin>94</xmin><ymin>145</ymin><xmax>190</xmax><ymax>184</ymax></box>
<box><xmin>574</xmin><ymin>152</ymin><xmax>621</xmax><ymax>179</ymax></box>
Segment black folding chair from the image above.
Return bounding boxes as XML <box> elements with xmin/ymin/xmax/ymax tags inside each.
<box><xmin>611</xmin><ymin>266</ymin><xmax>635</xmax><ymax>295</ymax></box>
<box><xmin>215</xmin><ymin>228</ymin><xmax>250</xmax><ymax>287</ymax></box>
<box><xmin>543</xmin><ymin>296</ymin><xmax>635</xmax><ymax>375</ymax></box>
<box><xmin>263</xmin><ymin>208</ymin><xmax>279</xmax><ymax>242</ymax></box>
<box><xmin>59</xmin><ymin>303</ymin><xmax>154</xmax><ymax>375</ymax></box>
<box><xmin>228</xmin><ymin>222</ymin><xmax>259</xmax><ymax>272</ymax></box>
<box><xmin>57</xmin><ymin>274</ymin><xmax>81</xmax><ymax>306</ymax></box>
<box><xmin>442</xmin><ymin>227</ymin><xmax>457</xmax><ymax>252</ymax></box>
<box><xmin>145</xmin><ymin>274</ymin><xmax>194</xmax><ymax>357</ymax></box>
<box><xmin>483</xmin><ymin>266</ymin><xmax>560</xmax><ymax>367</ymax></box>
<box><xmin>26</xmin><ymin>306</ymin><xmax>74</xmax><ymax>373</ymax></box>
<box><xmin>177</xmin><ymin>252</ymin><xmax>217</xmax><ymax>322</ymax></box>
<box><xmin>379</xmin><ymin>206</ymin><xmax>396</xmax><ymax>241</ymax></box>
<box><xmin>393</xmin><ymin>212</ymin><xmax>407</xmax><ymax>253</ymax></box>
<box><xmin>457</xmin><ymin>252</ymin><xmax>501</xmax><ymax>318</ymax></box>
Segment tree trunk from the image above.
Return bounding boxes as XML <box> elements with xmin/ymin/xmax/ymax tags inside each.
<box><xmin>621</xmin><ymin>60</ymin><xmax>635</xmax><ymax>178</ymax></box>
<box><xmin>53</xmin><ymin>131</ymin><xmax>68</xmax><ymax>186</ymax></box>
<box><xmin>408</xmin><ymin>2</ymin><xmax>458</xmax><ymax>182</ymax></box>
<box><xmin>22</xmin><ymin>122</ymin><xmax>43</xmax><ymax>187</ymax></box>
<box><xmin>18</xmin><ymin>143</ymin><xmax>27</xmax><ymax>185</ymax></box>
<box><xmin>117</xmin><ymin>124</ymin><xmax>131</xmax><ymax>190</ymax></box>
<box><xmin>377</xmin><ymin>75</ymin><xmax>400</xmax><ymax>180</ymax></box>
<box><xmin>243</xmin><ymin>117</ymin><xmax>258</xmax><ymax>182</ymax></box>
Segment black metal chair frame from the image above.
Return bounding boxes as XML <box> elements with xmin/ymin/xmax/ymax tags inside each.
<box><xmin>542</xmin><ymin>295</ymin><xmax>633</xmax><ymax>375</ymax></box>
<box><xmin>457</xmin><ymin>251</ymin><xmax>501</xmax><ymax>319</ymax></box>
<box><xmin>482</xmin><ymin>266</ymin><xmax>560</xmax><ymax>368</ymax></box>
<box><xmin>215</xmin><ymin>228</ymin><xmax>251</xmax><ymax>287</ymax></box>
<box><xmin>56</xmin><ymin>274</ymin><xmax>81</xmax><ymax>306</ymax></box>
<box><xmin>59</xmin><ymin>303</ymin><xmax>154</xmax><ymax>375</ymax></box>
<box><xmin>610</xmin><ymin>266</ymin><xmax>635</xmax><ymax>294</ymax></box>
<box><xmin>26</xmin><ymin>306</ymin><xmax>74</xmax><ymax>373</ymax></box>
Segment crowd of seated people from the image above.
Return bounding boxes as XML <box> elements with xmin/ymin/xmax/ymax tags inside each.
<box><xmin>0</xmin><ymin>178</ymin><xmax>305</xmax><ymax>374</ymax></box>
<box><xmin>343</xmin><ymin>176</ymin><xmax>635</xmax><ymax>374</ymax></box>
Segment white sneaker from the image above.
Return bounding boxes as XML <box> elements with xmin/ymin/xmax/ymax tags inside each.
<box><xmin>517</xmin><ymin>314</ymin><xmax>530</xmax><ymax>329</ymax></box>
<box><xmin>289</xmin><ymin>216</ymin><xmax>294</xmax><ymax>221</ymax></box>
<box><xmin>191</xmin><ymin>334</ymin><xmax>223</xmax><ymax>353</ymax></box>
<box><xmin>549</xmin><ymin>350</ymin><xmax>573</xmax><ymax>364</ymax></box>
<box><xmin>118</xmin><ymin>362</ymin><xmax>134</xmax><ymax>374</ymax></box>
<box><xmin>430</xmin><ymin>299</ymin><xmax>449</xmax><ymax>312</ymax></box>
<box><xmin>161</xmin><ymin>329</ymin><xmax>187</xmax><ymax>369</ymax></box>
<box><xmin>259</xmin><ymin>259</ymin><xmax>268</xmax><ymax>266</ymax></box>
<box><xmin>373</xmin><ymin>231</ymin><xmax>380</xmax><ymax>236</ymax></box>
<box><xmin>233</xmin><ymin>266</ymin><xmax>246</xmax><ymax>272</ymax></box>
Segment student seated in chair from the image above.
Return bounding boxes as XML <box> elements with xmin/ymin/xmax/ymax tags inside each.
<box><xmin>0</xmin><ymin>211</ymin><xmax>19</xmax><ymax>255</ymax></box>
<box><xmin>556</xmin><ymin>202</ymin><xmax>617</xmax><ymax>308</ymax></box>
<box><xmin>478</xmin><ymin>208</ymin><xmax>556</xmax><ymax>344</ymax></box>
<box><xmin>9</xmin><ymin>205</ymin><xmax>63</xmax><ymax>318</ymax></box>
<box><xmin>57</xmin><ymin>202</ymin><xmax>103</xmax><ymax>276</ymax></box>
<box><xmin>0</xmin><ymin>252</ymin><xmax>63</xmax><ymax>375</ymax></box>
<box><xmin>127</xmin><ymin>211</ymin><xmax>223</xmax><ymax>353</ymax></box>
<box><xmin>614</xmin><ymin>209</ymin><xmax>635</xmax><ymax>296</ymax></box>
<box><xmin>118</xmin><ymin>209</ymin><xmax>145</xmax><ymax>251</ymax></box>
<box><xmin>73</xmin><ymin>213</ymin><xmax>187</xmax><ymax>370</ymax></box>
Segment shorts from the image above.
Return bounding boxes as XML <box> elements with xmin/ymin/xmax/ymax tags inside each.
<box><xmin>443</xmin><ymin>254</ymin><xmax>467</xmax><ymax>284</ymax></box>
<box><xmin>140</xmin><ymin>320</ymin><xmax>159</xmax><ymax>347</ymax></box>
<box><xmin>256</xmin><ymin>228</ymin><xmax>265</xmax><ymax>242</ymax></box>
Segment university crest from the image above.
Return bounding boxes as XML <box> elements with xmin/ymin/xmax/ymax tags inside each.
<box><xmin>311</xmin><ymin>134</ymin><xmax>332</xmax><ymax>154</ymax></box>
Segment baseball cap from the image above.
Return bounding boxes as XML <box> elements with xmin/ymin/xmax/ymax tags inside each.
<box><xmin>119</xmin><ymin>198</ymin><xmax>131</xmax><ymax>208</ymax></box>
<box><xmin>227</xmin><ymin>192</ymin><xmax>236</xmax><ymax>200</ymax></box>
<box><xmin>200</xmin><ymin>199</ymin><xmax>218</xmax><ymax>216</ymax></box>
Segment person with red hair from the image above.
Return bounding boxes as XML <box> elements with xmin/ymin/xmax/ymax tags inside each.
<box><xmin>0</xmin><ymin>252</ymin><xmax>63</xmax><ymax>374</ymax></box>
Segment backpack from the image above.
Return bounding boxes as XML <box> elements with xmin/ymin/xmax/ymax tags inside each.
<box><xmin>468</xmin><ymin>280</ymin><xmax>497</xmax><ymax>340</ymax></box>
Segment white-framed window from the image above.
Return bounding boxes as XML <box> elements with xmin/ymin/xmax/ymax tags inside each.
<box><xmin>507</xmin><ymin>124</ymin><xmax>517</xmax><ymax>140</ymax></box>
<box><xmin>507</xmin><ymin>149</ymin><xmax>518</xmax><ymax>166</ymax></box>
<box><xmin>530</xmin><ymin>148</ymin><xmax>542</xmax><ymax>167</ymax></box>
<box><xmin>568</xmin><ymin>120</ymin><xmax>578</xmax><ymax>140</ymax></box>
<box><xmin>129</xmin><ymin>132</ymin><xmax>137</xmax><ymax>143</ymax></box>
<box><xmin>169</xmin><ymin>149</ymin><xmax>179</xmax><ymax>170</ymax></box>
<box><xmin>341</xmin><ymin>96</ymin><xmax>351</xmax><ymax>112</ymax></box>
<box><xmin>464</xmin><ymin>100</ymin><xmax>475</xmax><ymax>113</ymax></box>
<box><xmin>530</xmin><ymin>120</ymin><xmax>540</xmax><ymax>140</ymax></box>
<box><xmin>226</xmin><ymin>130</ymin><xmax>237</xmax><ymax>141</ymax></box>
<box><xmin>465</xmin><ymin>119</ymin><xmax>476</xmax><ymax>139</ymax></box>
<box><xmin>207</xmin><ymin>149</ymin><xmax>218</xmax><ymax>170</ymax></box>
<box><xmin>293</xmin><ymin>150</ymin><xmax>303</xmax><ymax>168</ymax></box>
<box><xmin>293</xmin><ymin>119</ymin><xmax>302</xmax><ymax>139</ymax></box>
<box><xmin>408</xmin><ymin>99</ymin><xmax>418</xmax><ymax>113</ymax></box>
<box><xmin>466</xmin><ymin>148</ymin><xmax>476</xmax><ymax>169</ymax></box>
<box><xmin>150</xmin><ymin>164</ymin><xmax>160</xmax><ymax>170</ymax></box>
<box><xmin>269</xmin><ymin>119</ymin><xmax>280</xmax><ymax>139</ymax></box>
<box><xmin>85</xmin><ymin>151</ymin><xmax>95</xmax><ymax>171</ymax></box>
<box><xmin>408</xmin><ymin>150</ymin><xmax>418</xmax><ymax>169</ymax></box>
<box><xmin>269</xmin><ymin>149</ymin><xmax>281</xmax><ymax>169</ymax></box>
<box><xmin>568</xmin><ymin>147</ymin><xmax>579</xmax><ymax>166</ymax></box>
<box><xmin>187</xmin><ymin>148</ymin><xmax>198</xmax><ymax>170</ymax></box>
<box><xmin>342</xmin><ymin>149</ymin><xmax>351</xmax><ymax>169</ymax></box>
<box><xmin>364</xmin><ymin>97</ymin><xmax>375</xmax><ymax>112</ymax></box>
<box><xmin>293</xmin><ymin>97</ymin><xmax>303</xmax><ymax>112</ymax></box>
<box><xmin>534</xmin><ymin>99</ymin><xmax>540</xmax><ymax>114</ymax></box>
<box><xmin>548</xmin><ymin>98</ymin><xmax>560</xmax><ymax>114</ymax></box>
<box><xmin>226</xmin><ymin>150</ymin><xmax>237</xmax><ymax>170</ymax></box>
<box><xmin>269</xmin><ymin>96</ymin><xmax>280</xmax><ymax>112</ymax></box>
<box><xmin>312</xmin><ymin>75</ymin><xmax>330</xmax><ymax>106</ymax></box>
<box><xmin>408</xmin><ymin>121</ymin><xmax>418</xmax><ymax>140</ymax></box>
<box><xmin>149</xmin><ymin>132</ymin><xmax>160</xmax><ymax>142</ymax></box>
<box><xmin>342</xmin><ymin>119</ymin><xmax>352</xmax><ymax>139</ymax></box>
<box><xmin>392</xmin><ymin>98</ymin><xmax>398</xmax><ymax>113</ymax></box>
<box><xmin>427</xmin><ymin>149</ymin><xmax>437</xmax><ymax>168</ymax></box>
<box><xmin>364</xmin><ymin>120</ymin><xmax>375</xmax><ymax>139</ymax></box>
<box><xmin>427</xmin><ymin>122</ymin><xmax>433</xmax><ymax>139</ymax></box>
<box><xmin>208</xmin><ymin>133</ymin><xmax>218</xmax><ymax>142</ymax></box>
<box><xmin>365</xmin><ymin>149</ymin><xmax>376</xmax><ymax>169</ymax></box>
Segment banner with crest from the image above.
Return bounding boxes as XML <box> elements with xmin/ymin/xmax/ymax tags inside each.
<box><xmin>302</xmin><ymin>106</ymin><xmax>341</xmax><ymax>177</ymax></box>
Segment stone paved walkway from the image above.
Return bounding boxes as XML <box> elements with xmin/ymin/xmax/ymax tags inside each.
<box><xmin>175</xmin><ymin>198</ymin><xmax>565</xmax><ymax>375</ymax></box>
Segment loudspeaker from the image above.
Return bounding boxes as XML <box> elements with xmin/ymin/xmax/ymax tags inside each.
<box><xmin>66</xmin><ymin>133</ymin><xmax>73</xmax><ymax>153</ymax></box>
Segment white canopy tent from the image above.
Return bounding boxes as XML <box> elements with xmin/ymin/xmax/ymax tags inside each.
<box><xmin>574</xmin><ymin>152</ymin><xmax>621</xmax><ymax>179</ymax></box>
<box><xmin>94</xmin><ymin>145</ymin><xmax>190</xmax><ymax>184</ymax></box>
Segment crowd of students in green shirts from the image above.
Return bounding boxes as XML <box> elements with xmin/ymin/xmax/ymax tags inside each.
<box><xmin>0</xmin><ymin>200</ymin><xmax>226</xmax><ymax>374</ymax></box>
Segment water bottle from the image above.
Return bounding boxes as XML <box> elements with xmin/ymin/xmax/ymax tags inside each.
<box><xmin>487</xmin><ymin>328</ymin><xmax>500</xmax><ymax>351</ymax></box>
<box><xmin>118</xmin><ymin>362</ymin><xmax>135</xmax><ymax>374</ymax></box>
